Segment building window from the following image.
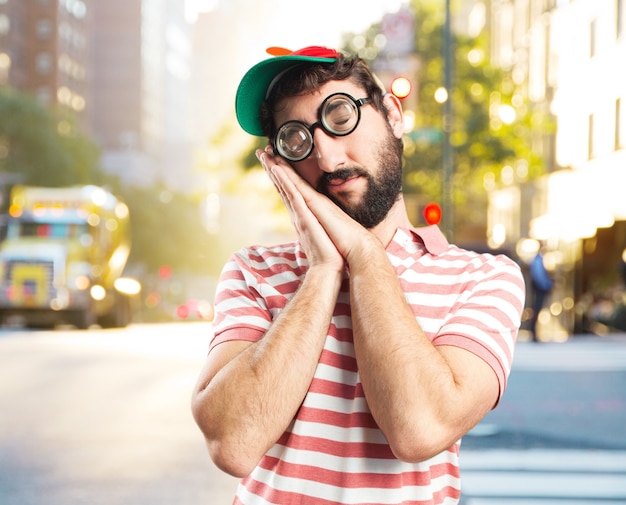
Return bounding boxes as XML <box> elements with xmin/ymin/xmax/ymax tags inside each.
<box><xmin>588</xmin><ymin>113</ymin><xmax>595</xmax><ymax>159</ymax></box>
<box><xmin>0</xmin><ymin>52</ymin><xmax>10</xmax><ymax>84</ymax></box>
<box><xmin>61</xmin><ymin>0</ymin><xmax>87</xmax><ymax>19</ymax></box>
<box><xmin>617</xmin><ymin>98</ymin><xmax>623</xmax><ymax>150</ymax></box>
<box><xmin>35</xmin><ymin>52</ymin><xmax>53</xmax><ymax>74</ymax></box>
<box><xmin>0</xmin><ymin>14</ymin><xmax>9</xmax><ymax>36</ymax></box>
<box><xmin>36</xmin><ymin>19</ymin><xmax>53</xmax><ymax>40</ymax></box>
<box><xmin>37</xmin><ymin>86</ymin><xmax>52</xmax><ymax>106</ymax></box>
<box><xmin>590</xmin><ymin>18</ymin><xmax>596</xmax><ymax>58</ymax></box>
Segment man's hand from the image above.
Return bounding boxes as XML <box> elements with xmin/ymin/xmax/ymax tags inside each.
<box><xmin>257</xmin><ymin>148</ymin><xmax>350</xmax><ymax>272</ymax></box>
<box><xmin>257</xmin><ymin>148</ymin><xmax>379</xmax><ymax>267</ymax></box>
<box><xmin>191</xmin><ymin>148</ymin><xmax>351</xmax><ymax>478</ymax></box>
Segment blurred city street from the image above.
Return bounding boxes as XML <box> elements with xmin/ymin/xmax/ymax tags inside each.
<box><xmin>2</xmin><ymin>1</ymin><xmax>626</xmax><ymax>502</ymax></box>
<box><xmin>1</xmin><ymin>323</ymin><xmax>625</xmax><ymax>504</ymax></box>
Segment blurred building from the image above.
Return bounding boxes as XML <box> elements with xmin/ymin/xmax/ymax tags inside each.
<box><xmin>487</xmin><ymin>0</ymin><xmax>626</xmax><ymax>337</ymax></box>
<box><xmin>0</xmin><ymin>0</ymin><xmax>92</xmax><ymax>127</ymax></box>
<box><xmin>91</xmin><ymin>0</ymin><xmax>196</xmax><ymax>190</ymax></box>
<box><xmin>0</xmin><ymin>0</ymin><xmax>199</xmax><ymax>191</ymax></box>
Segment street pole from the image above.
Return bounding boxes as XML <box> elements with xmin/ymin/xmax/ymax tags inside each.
<box><xmin>442</xmin><ymin>0</ymin><xmax>454</xmax><ymax>241</ymax></box>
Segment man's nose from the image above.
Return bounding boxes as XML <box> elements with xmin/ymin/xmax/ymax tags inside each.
<box><xmin>312</xmin><ymin>129</ymin><xmax>347</xmax><ymax>173</ymax></box>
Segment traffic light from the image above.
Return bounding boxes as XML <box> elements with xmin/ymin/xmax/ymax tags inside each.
<box><xmin>423</xmin><ymin>202</ymin><xmax>442</xmax><ymax>225</ymax></box>
<box><xmin>390</xmin><ymin>76</ymin><xmax>412</xmax><ymax>99</ymax></box>
<box><xmin>158</xmin><ymin>265</ymin><xmax>172</xmax><ymax>279</ymax></box>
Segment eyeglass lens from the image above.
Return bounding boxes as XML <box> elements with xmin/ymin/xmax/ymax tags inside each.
<box><xmin>275</xmin><ymin>93</ymin><xmax>368</xmax><ymax>162</ymax></box>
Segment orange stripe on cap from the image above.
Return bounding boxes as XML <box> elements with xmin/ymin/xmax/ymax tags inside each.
<box><xmin>266</xmin><ymin>47</ymin><xmax>292</xmax><ymax>56</ymax></box>
<box><xmin>266</xmin><ymin>46</ymin><xmax>339</xmax><ymax>58</ymax></box>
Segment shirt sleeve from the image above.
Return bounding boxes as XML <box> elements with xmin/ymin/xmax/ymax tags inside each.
<box><xmin>209</xmin><ymin>246</ymin><xmax>303</xmax><ymax>352</ymax></box>
<box><xmin>209</xmin><ymin>251</ymin><xmax>274</xmax><ymax>352</ymax></box>
<box><xmin>431</xmin><ymin>253</ymin><xmax>525</xmax><ymax>400</ymax></box>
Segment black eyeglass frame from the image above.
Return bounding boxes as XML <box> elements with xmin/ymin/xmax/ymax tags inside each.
<box><xmin>273</xmin><ymin>92</ymin><xmax>371</xmax><ymax>162</ymax></box>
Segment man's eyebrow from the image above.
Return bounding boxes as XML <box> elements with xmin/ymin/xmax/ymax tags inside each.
<box><xmin>315</xmin><ymin>99</ymin><xmax>325</xmax><ymax>119</ymax></box>
<box><xmin>284</xmin><ymin>97</ymin><xmax>325</xmax><ymax>127</ymax></box>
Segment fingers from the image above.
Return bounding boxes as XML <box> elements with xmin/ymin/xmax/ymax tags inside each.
<box><xmin>256</xmin><ymin>148</ymin><xmax>311</xmax><ymax>229</ymax></box>
<box><xmin>256</xmin><ymin>148</ymin><xmax>354</xmax><ymax>236</ymax></box>
<box><xmin>256</xmin><ymin>149</ymin><xmax>344</xmax><ymax>270</ymax></box>
<box><xmin>257</xmin><ymin>149</ymin><xmax>288</xmax><ymax>203</ymax></box>
<box><xmin>256</xmin><ymin>149</ymin><xmax>312</xmax><ymax>213</ymax></box>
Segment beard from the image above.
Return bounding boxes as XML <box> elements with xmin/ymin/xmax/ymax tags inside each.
<box><xmin>316</xmin><ymin>130</ymin><xmax>403</xmax><ymax>229</ymax></box>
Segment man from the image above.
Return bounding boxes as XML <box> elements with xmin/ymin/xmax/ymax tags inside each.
<box><xmin>191</xmin><ymin>46</ymin><xmax>525</xmax><ymax>505</ymax></box>
<box><xmin>529</xmin><ymin>245</ymin><xmax>553</xmax><ymax>342</ymax></box>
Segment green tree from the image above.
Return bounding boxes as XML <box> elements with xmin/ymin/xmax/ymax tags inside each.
<box><xmin>110</xmin><ymin>183</ymin><xmax>214</xmax><ymax>276</ymax></box>
<box><xmin>0</xmin><ymin>87</ymin><xmax>102</xmax><ymax>186</ymax></box>
<box><xmin>0</xmin><ymin>87</ymin><xmax>216</xmax><ymax>279</ymax></box>
<box><xmin>341</xmin><ymin>0</ymin><xmax>551</xmax><ymax>241</ymax></box>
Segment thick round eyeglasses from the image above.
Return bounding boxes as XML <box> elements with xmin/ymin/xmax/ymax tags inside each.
<box><xmin>274</xmin><ymin>92</ymin><xmax>371</xmax><ymax>162</ymax></box>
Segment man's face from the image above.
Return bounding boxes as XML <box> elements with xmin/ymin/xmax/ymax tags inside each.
<box><xmin>273</xmin><ymin>80</ymin><xmax>404</xmax><ymax>229</ymax></box>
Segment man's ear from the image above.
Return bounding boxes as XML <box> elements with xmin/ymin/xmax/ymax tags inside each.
<box><xmin>382</xmin><ymin>93</ymin><xmax>405</xmax><ymax>139</ymax></box>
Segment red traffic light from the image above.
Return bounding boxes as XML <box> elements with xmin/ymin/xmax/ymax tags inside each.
<box><xmin>390</xmin><ymin>76</ymin><xmax>412</xmax><ymax>99</ymax></box>
<box><xmin>158</xmin><ymin>265</ymin><xmax>172</xmax><ymax>279</ymax></box>
<box><xmin>423</xmin><ymin>202</ymin><xmax>442</xmax><ymax>225</ymax></box>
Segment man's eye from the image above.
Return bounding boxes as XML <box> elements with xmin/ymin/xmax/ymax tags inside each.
<box><xmin>329</xmin><ymin>111</ymin><xmax>351</xmax><ymax>126</ymax></box>
<box><xmin>284</xmin><ymin>130</ymin><xmax>308</xmax><ymax>150</ymax></box>
<box><xmin>326</xmin><ymin>101</ymin><xmax>356</xmax><ymax>130</ymax></box>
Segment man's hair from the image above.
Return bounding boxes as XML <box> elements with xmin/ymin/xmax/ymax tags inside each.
<box><xmin>259</xmin><ymin>54</ymin><xmax>387</xmax><ymax>141</ymax></box>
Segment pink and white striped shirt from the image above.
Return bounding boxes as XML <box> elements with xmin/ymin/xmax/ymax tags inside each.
<box><xmin>210</xmin><ymin>225</ymin><xmax>525</xmax><ymax>505</ymax></box>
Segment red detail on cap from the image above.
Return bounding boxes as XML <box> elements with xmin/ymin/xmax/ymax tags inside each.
<box><xmin>266</xmin><ymin>46</ymin><xmax>338</xmax><ymax>58</ymax></box>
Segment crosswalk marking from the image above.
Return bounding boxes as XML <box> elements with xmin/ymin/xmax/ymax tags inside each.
<box><xmin>461</xmin><ymin>449</ymin><xmax>626</xmax><ymax>471</ymax></box>
<box><xmin>460</xmin><ymin>337</ymin><xmax>626</xmax><ymax>503</ymax></box>
<box><xmin>460</xmin><ymin>450</ymin><xmax>626</xmax><ymax>504</ymax></box>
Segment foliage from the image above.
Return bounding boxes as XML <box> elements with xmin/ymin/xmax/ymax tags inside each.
<box><xmin>233</xmin><ymin>3</ymin><xmax>553</xmax><ymax>241</ymax></box>
<box><xmin>0</xmin><ymin>87</ymin><xmax>102</xmax><ymax>187</ymax></box>
<box><xmin>0</xmin><ymin>87</ymin><xmax>216</xmax><ymax>277</ymax></box>
<box><xmin>110</xmin><ymin>183</ymin><xmax>215</xmax><ymax>276</ymax></box>
<box><xmin>343</xmin><ymin>0</ymin><xmax>552</xmax><ymax>235</ymax></box>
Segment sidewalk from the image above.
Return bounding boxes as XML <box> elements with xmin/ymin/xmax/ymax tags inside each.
<box><xmin>513</xmin><ymin>332</ymin><xmax>626</xmax><ymax>371</ymax></box>
<box><xmin>460</xmin><ymin>449</ymin><xmax>626</xmax><ymax>505</ymax></box>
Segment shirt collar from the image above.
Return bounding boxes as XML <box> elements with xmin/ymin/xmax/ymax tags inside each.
<box><xmin>399</xmin><ymin>224</ymin><xmax>449</xmax><ymax>255</ymax></box>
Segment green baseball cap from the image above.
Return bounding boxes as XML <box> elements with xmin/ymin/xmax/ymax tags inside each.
<box><xmin>235</xmin><ymin>46</ymin><xmax>339</xmax><ymax>137</ymax></box>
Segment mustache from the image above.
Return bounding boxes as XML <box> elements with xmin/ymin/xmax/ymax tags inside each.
<box><xmin>317</xmin><ymin>167</ymin><xmax>370</xmax><ymax>192</ymax></box>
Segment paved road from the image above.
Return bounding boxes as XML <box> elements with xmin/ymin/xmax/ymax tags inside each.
<box><xmin>1</xmin><ymin>326</ymin><xmax>625</xmax><ymax>504</ymax></box>
<box><xmin>0</xmin><ymin>323</ymin><xmax>238</xmax><ymax>505</ymax></box>
<box><xmin>460</xmin><ymin>335</ymin><xmax>626</xmax><ymax>504</ymax></box>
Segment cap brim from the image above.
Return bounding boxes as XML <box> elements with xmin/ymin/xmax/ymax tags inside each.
<box><xmin>235</xmin><ymin>55</ymin><xmax>336</xmax><ymax>137</ymax></box>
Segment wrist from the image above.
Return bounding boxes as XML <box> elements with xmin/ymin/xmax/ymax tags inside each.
<box><xmin>345</xmin><ymin>234</ymin><xmax>386</xmax><ymax>268</ymax></box>
<box><xmin>305</xmin><ymin>263</ymin><xmax>345</xmax><ymax>286</ymax></box>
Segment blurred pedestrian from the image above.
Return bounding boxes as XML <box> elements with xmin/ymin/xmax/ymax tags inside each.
<box><xmin>621</xmin><ymin>248</ymin><xmax>626</xmax><ymax>287</ymax></box>
<box><xmin>529</xmin><ymin>246</ymin><xmax>553</xmax><ymax>342</ymax></box>
<box><xmin>191</xmin><ymin>46</ymin><xmax>525</xmax><ymax>504</ymax></box>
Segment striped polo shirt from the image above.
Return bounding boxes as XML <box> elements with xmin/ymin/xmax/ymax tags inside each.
<box><xmin>210</xmin><ymin>225</ymin><xmax>525</xmax><ymax>505</ymax></box>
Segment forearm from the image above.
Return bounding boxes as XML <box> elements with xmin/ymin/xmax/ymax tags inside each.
<box><xmin>348</xmin><ymin>244</ymin><xmax>485</xmax><ymax>461</ymax></box>
<box><xmin>192</xmin><ymin>265</ymin><xmax>342</xmax><ymax>476</ymax></box>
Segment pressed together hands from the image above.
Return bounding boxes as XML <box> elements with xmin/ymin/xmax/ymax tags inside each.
<box><xmin>256</xmin><ymin>146</ymin><xmax>381</xmax><ymax>273</ymax></box>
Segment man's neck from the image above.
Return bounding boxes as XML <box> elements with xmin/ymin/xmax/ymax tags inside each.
<box><xmin>370</xmin><ymin>197</ymin><xmax>413</xmax><ymax>248</ymax></box>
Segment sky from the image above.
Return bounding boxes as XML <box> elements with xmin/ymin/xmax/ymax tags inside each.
<box><xmin>187</xmin><ymin>0</ymin><xmax>408</xmax><ymax>140</ymax></box>
<box><xmin>186</xmin><ymin>0</ymin><xmax>406</xmax><ymax>47</ymax></box>
<box><xmin>183</xmin><ymin>0</ymin><xmax>409</xmax><ymax>245</ymax></box>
